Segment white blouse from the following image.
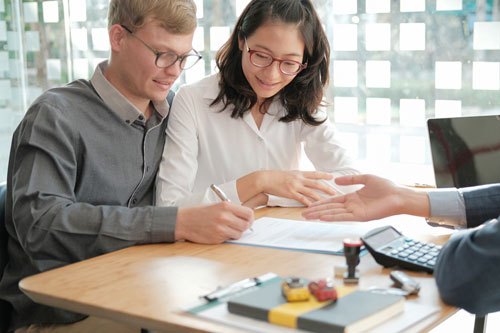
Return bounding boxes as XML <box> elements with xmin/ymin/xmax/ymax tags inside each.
<box><xmin>156</xmin><ymin>74</ymin><xmax>359</xmax><ymax>207</ymax></box>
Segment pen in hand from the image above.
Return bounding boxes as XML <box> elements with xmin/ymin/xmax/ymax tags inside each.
<box><xmin>210</xmin><ymin>184</ymin><xmax>253</xmax><ymax>233</ymax></box>
<box><xmin>210</xmin><ymin>184</ymin><xmax>231</xmax><ymax>202</ymax></box>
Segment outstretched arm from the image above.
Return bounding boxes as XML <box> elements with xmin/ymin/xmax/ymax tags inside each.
<box><xmin>302</xmin><ymin>174</ymin><xmax>430</xmax><ymax>221</ymax></box>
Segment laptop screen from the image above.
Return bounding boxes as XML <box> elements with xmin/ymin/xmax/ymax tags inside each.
<box><xmin>427</xmin><ymin>115</ymin><xmax>500</xmax><ymax>188</ymax></box>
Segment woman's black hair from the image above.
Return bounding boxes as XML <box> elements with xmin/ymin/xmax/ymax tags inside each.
<box><xmin>211</xmin><ymin>0</ymin><xmax>330</xmax><ymax>126</ymax></box>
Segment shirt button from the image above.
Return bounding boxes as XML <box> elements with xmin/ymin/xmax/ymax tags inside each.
<box><xmin>132</xmin><ymin>198</ymin><xmax>138</xmax><ymax>205</ymax></box>
<box><xmin>139</xmin><ymin>115</ymin><xmax>145</xmax><ymax>121</ymax></box>
<box><xmin>125</xmin><ymin>120</ymin><xmax>130</xmax><ymax>124</ymax></box>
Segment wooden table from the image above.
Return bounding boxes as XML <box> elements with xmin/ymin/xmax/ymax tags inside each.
<box><xmin>19</xmin><ymin>207</ymin><xmax>456</xmax><ymax>332</ymax></box>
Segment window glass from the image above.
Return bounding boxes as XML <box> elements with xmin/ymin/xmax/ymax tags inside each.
<box><xmin>1</xmin><ymin>0</ymin><xmax>500</xmax><ymax>184</ymax></box>
<box><xmin>326</xmin><ymin>0</ymin><xmax>500</xmax><ymax>183</ymax></box>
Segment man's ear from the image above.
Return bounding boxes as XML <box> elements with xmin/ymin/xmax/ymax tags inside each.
<box><xmin>108</xmin><ymin>24</ymin><xmax>126</xmax><ymax>52</ymax></box>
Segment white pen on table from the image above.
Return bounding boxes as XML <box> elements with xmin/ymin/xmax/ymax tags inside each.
<box><xmin>210</xmin><ymin>184</ymin><xmax>253</xmax><ymax>233</ymax></box>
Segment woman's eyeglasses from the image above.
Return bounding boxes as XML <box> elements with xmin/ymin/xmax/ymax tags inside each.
<box><xmin>244</xmin><ymin>38</ymin><xmax>307</xmax><ymax>76</ymax></box>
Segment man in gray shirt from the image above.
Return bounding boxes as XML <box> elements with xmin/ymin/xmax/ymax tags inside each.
<box><xmin>0</xmin><ymin>0</ymin><xmax>253</xmax><ymax>331</ymax></box>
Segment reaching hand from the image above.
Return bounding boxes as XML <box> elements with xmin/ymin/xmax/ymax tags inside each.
<box><xmin>301</xmin><ymin>174</ymin><xmax>429</xmax><ymax>221</ymax></box>
<box><xmin>176</xmin><ymin>202</ymin><xmax>254</xmax><ymax>244</ymax></box>
<box><xmin>260</xmin><ymin>170</ymin><xmax>336</xmax><ymax>206</ymax></box>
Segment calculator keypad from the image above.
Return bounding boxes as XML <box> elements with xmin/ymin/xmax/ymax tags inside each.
<box><xmin>388</xmin><ymin>238</ymin><xmax>441</xmax><ymax>269</ymax></box>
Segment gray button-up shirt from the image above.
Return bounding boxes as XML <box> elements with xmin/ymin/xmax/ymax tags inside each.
<box><xmin>0</xmin><ymin>61</ymin><xmax>177</xmax><ymax>330</ymax></box>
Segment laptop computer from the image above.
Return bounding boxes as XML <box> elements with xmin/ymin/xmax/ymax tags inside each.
<box><xmin>427</xmin><ymin>115</ymin><xmax>500</xmax><ymax>188</ymax></box>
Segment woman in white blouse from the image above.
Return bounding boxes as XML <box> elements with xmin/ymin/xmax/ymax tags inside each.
<box><xmin>156</xmin><ymin>0</ymin><xmax>359</xmax><ymax>209</ymax></box>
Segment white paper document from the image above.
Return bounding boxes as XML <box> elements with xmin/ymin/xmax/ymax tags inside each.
<box><xmin>226</xmin><ymin>217</ymin><xmax>375</xmax><ymax>255</ymax></box>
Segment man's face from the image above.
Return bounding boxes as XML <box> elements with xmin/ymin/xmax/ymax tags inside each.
<box><xmin>117</xmin><ymin>21</ymin><xmax>194</xmax><ymax>108</ymax></box>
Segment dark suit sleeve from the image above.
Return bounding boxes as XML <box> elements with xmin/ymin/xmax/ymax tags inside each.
<box><xmin>461</xmin><ymin>184</ymin><xmax>500</xmax><ymax>228</ymax></box>
<box><xmin>434</xmin><ymin>217</ymin><xmax>500</xmax><ymax>315</ymax></box>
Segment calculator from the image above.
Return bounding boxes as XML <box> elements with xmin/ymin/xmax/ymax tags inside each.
<box><xmin>361</xmin><ymin>226</ymin><xmax>442</xmax><ymax>273</ymax></box>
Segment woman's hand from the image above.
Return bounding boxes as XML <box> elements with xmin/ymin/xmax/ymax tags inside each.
<box><xmin>237</xmin><ymin>170</ymin><xmax>336</xmax><ymax>207</ymax></box>
<box><xmin>262</xmin><ymin>170</ymin><xmax>337</xmax><ymax>206</ymax></box>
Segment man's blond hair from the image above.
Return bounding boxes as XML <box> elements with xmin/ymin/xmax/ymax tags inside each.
<box><xmin>108</xmin><ymin>0</ymin><xmax>197</xmax><ymax>34</ymax></box>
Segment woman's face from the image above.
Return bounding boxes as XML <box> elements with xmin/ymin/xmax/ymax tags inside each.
<box><xmin>239</xmin><ymin>21</ymin><xmax>305</xmax><ymax>102</ymax></box>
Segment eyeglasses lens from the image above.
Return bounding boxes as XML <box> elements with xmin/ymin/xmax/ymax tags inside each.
<box><xmin>250</xmin><ymin>52</ymin><xmax>300</xmax><ymax>75</ymax></box>
<box><xmin>181</xmin><ymin>55</ymin><xmax>202</xmax><ymax>69</ymax></box>
<box><xmin>156</xmin><ymin>53</ymin><xmax>201</xmax><ymax>69</ymax></box>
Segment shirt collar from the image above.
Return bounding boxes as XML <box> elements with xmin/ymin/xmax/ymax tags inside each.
<box><xmin>90</xmin><ymin>61</ymin><xmax>170</xmax><ymax>125</ymax></box>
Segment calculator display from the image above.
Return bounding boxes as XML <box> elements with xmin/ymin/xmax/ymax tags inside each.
<box><xmin>363</xmin><ymin>227</ymin><xmax>402</xmax><ymax>249</ymax></box>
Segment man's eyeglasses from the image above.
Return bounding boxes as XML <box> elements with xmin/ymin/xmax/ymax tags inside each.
<box><xmin>121</xmin><ymin>25</ymin><xmax>202</xmax><ymax>70</ymax></box>
<box><xmin>244</xmin><ymin>38</ymin><xmax>307</xmax><ymax>76</ymax></box>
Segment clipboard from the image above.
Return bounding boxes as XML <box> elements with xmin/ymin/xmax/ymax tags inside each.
<box><xmin>184</xmin><ymin>273</ymin><xmax>301</xmax><ymax>333</ymax></box>
<box><xmin>183</xmin><ymin>273</ymin><xmax>439</xmax><ymax>333</ymax></box>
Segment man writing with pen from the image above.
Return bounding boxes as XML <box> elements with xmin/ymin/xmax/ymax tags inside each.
<box><xmin>0</xmin><ymin>1</ymin><xmax>254</xmax><ymax>332</ymax></box>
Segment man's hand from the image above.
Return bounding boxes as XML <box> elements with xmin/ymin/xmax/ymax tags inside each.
<box><xmin>175</xmin><ymin>202</ymin><xmax>254</xmax><ymax>244</ymax></box>
<box><xmin>301</xmin><ymin>174</ymin><xmax>430</xmax><ymax>221</ymax></box>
